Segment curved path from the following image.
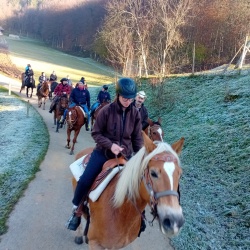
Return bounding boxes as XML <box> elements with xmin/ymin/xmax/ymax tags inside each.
<box><xmin>0</xmin><ymin>76</ymin><xmax>173</xmax><ymax>250</ymax></box>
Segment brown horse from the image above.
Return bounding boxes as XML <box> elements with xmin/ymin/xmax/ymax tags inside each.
<box><xmin>90</xmin><ymin>101</ymin><xmax>110</xmax><ymax>131</ymax></box>
<box><xmin>37</xmin><ymin>80</ymin><xmax>50</xmax><ymax>110</ymax></box>
<box><xmin>145</xmin><ymin>117</ymin><xmax>164</xmax><ymax>142</ymax></box>
<box><xmin>66</xmin><ymin>106</ymin><xmax>86</xmax><ymax>155</ymax></box>
<box><xmin>54</xmin><ymin>96</ymin><xmax>69</xmax><ymax>132</ymax></box>
<box><xmin>70</xmin><ymin>132</ymin><xmax>185</xmax><ymax>249</ymax></box>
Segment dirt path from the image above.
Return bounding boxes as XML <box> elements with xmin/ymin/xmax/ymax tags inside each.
<box><xmin>0</xmin><ymin>77</ymin><xmax>174</xmax><ymax>250</ymax></box>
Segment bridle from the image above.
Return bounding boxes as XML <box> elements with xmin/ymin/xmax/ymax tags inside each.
<box><xmin>142</xmin><ymin>152</ymin><xmax>180</xmax><ymax>224</ymax></box>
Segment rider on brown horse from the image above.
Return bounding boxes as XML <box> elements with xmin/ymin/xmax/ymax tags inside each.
<box><xmin>90</xmin><ymin>84</ymin><xmax>111</xmax><ymax>117</ymax></box>
<box><xmin>49</xmin><ymin>78</ymin><xmax>71</xmax><ymax>113</ymax></box>
<box><xmin>65</xmin><ymin>78</ymin><xmax>145</xmax><ymax>233</ymax></box>
<box><xmin>60</xmin><ymin>81</ymin><xmax>91</xmax><ymax>131</ymax></box>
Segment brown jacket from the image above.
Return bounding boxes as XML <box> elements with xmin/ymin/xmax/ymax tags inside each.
<box><xmin>92</xmin><ymin>99</ymin><xmax>143</xmax><ymax>159</ymax></box>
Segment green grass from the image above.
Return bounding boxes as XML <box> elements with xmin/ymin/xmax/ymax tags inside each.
<box><xmin>0</xmin><ymin>86</ymin><xmax>49</xmax><ymax>235</ymax></box>
<box><xmin>5</xmin><ymin>36</ymin><xmax>117</xmax><ymax>86</ymax></box>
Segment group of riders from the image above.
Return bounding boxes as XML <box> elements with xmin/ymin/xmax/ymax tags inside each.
<box><xmin>22</xmin><ymin>64</ymin><xmax>150</xmax><ymax>133</ymax></box>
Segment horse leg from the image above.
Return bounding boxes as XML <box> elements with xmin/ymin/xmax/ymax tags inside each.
<box><xmin>70</xmin><ymin>130</ymin><xmax>80</xmax><ymax>155</ymax></box>
<box><xmin>26</xmin><ymin>87</ymin><xmax>29</xmax><ymax>98</ymax></box>
<box><xmin>42</xmin><ymin>98</ymin><xmax>46</xmax><ymax>110</ymax></box>
<box><xmin>65</xmin><ymin>128</ymin><xmax>71</xmax><ymax>149</ymax></box>
<box><xmin>53</xmin><ymin>111</ymin><xmax>56</xmax><ymax>125</ymax></box>
<box><xmin>30</xmin><ymin>88</ymin><xmax>33</xmax><ymax>98</ymax></box>
<box><xmin>74</xmin><ymin>221</ymin><xmax>84</xmax><ymax>245</ymax></box>
<box><xmin>56</xmin><ymin>119</ymin><xmax>60</xmax><ymax>132</ymax></box>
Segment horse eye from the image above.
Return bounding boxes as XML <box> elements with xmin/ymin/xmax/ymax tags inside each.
<box><xmin>150</xmin><ymin>170</ymin><xmax>158</xmax><ymax>178</ymax></box>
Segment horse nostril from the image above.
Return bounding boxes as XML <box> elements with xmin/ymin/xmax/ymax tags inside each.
<box><xmin>163</xmin><ymin>218</ymin><xmax>171</xmax><ymax>228</ymax></box>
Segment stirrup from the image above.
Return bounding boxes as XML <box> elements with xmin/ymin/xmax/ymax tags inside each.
<box><xmin>65</xmin><ymin>212</ymin><xmax>81</xmax><ymax>231</ymax></box>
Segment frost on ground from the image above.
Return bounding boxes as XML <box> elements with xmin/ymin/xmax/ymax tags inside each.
<box><xmin>0</xmin><ymin>90</ymin><xmax>49</xmax><ymax>234</ymax></box>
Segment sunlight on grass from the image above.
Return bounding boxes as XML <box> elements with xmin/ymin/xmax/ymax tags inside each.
<box><xmin>6</xmin><ymin>36</ymin><xmax>117</xmax><ymax>86</ymax></box>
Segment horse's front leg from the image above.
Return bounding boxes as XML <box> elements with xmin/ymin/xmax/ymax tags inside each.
<box><xmin>66</xmin><ymin>128</ymin><xmax>71</xmax><ymax>150</ymax></box>
<box><xmin>70</xmin><ymin>129</ymin><xmax>80</xmax><ymax>155</ymax></box>
<box><xmin>42</xmin><ymin>98</ymin><xmax>46</xmax><ymax>110</ymax></box>
<box><xmin>56</xmin><ymin>116</ymin><xmax>60</xmax><ymax>132</ymax></box>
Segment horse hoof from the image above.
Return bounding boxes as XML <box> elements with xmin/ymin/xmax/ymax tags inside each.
<box><xmin>74</xmin><ymin>236</ymin><xmax>83</xmax><ymax>245</ymax></box>
<box><xmin>70</xmin><ymin>151</ymin><xmax>74</xmax><ymax>155</ymax></box>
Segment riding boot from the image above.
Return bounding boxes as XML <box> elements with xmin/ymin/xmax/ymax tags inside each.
<box><xmin>66</xmin><ymin>202</ymin><xmax>88</xmax><ymax>231</ymax></box>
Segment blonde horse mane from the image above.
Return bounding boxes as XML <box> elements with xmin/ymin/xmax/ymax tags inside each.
<box><xmin>113</xmin><ymin>142</ymin><xmax>180</xmax><ymax>207</ymax></box>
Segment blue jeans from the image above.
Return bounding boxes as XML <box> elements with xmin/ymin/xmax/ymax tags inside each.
<box><xmin>90</xmin><ymin>102</ymin><xmax>100</xmax><ymax>115</ymax></box>
<box><xmin>72</xmin><ymin>149</ymin><xmax>108</xmax><ymax>206</ymax></box>
<box><xmin>63</xmin><ymin>103</ymin><xmax>90</xmax><ymax>125</ymax></box>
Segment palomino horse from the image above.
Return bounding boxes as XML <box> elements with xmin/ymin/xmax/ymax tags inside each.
<box><xmin>25</xmin><ymin>76</ymin><xmax>36</xmax><ymax>98</ymax></box>
<box><xmin>66</xmin><ymin>106</ymin><xmax>86</xmax><ymax>155</ymax></box>
<box><xmin>71</xmin><ymin>132</ymin><xmax>185</xmax><ymax>249</ymax></box>
<box><xmin>37</xmin><ymin>80</ymin><xmax>50</xmax><ymax>110</ymax></box>
<box><xmin>90</xmin><ymin>101</ymin><xmax>109</xmax><ymax>131</ymax></box>
<box><xmin>54</xmin><ymin>96</ymin><xmax>69</xmax><ymax>132</ymax></box>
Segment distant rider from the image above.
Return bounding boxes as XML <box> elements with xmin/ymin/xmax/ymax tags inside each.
<box><xmin>49</xmin><ymin>78</ymin><xmax>71</xmax><ymax>113</ymax></box>
<box><xmin>60</xmin><ymin>81</ymin><xmax>91</xmax><ymax>131</ymax></box>
<box><xmin>49</xmin><ymin>71</ymin><xmax>57</xmax><ymax>82</ymax></box>
<box><xmin>90</xmin><ymin>85</ymin><xmax>111</xmax><ymax>117</ymax></box>
<box><xmin>132</xmin><ymin>91</ymin><xmax>149</xmax><ymax>130</ymax></box>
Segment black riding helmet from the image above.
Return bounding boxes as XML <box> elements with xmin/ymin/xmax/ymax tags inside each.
<box><xmin>116</xmin><ymin>78</ymin><xmax>137</xmax><ymax>99</ymax></box>
<box><xmin>103</xmin><ymin>85</ymin><xmax>108</xmax><ymax>90</ymax></box>
<box><xmin>60</xmin><ymin>78</ymin><xmax>68</xmax><ymax>83</ymax></box>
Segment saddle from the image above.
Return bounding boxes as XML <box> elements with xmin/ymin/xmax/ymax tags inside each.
<box><xmin>69</xmin><ymin>154</ymin><xmax>127</xmax><ymax>201</ymax></box>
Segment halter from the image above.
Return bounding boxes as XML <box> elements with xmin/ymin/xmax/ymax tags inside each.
<box><xmin>142</xmin><ymin>152</ymin><xmax>180</xmax><ymax>225</ymax></box>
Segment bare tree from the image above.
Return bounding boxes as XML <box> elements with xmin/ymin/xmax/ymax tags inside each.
<box><xmin>149</xmin><ymin>0</ymin><xmax>193</xmax><ymax>76</ymax></box>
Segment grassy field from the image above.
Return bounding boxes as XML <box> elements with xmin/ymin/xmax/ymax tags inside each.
<box><xmin>5</xmin><ymin>36</ymin><xmax>117</xmax><ymax>86</ymax></box>
<box><xmin>0</xmin><ymin>37</ymin><xmax>249</xmax><ymax>249</ymax></box>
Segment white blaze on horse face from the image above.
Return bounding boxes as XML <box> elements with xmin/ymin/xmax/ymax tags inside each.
<box><xmin>157</xmin><ymin>127</ymin><xmax>163</xmax><ymax>141</ymax></box>
<box><xmin>163</xmin><ymin>162</ymin><xmax>175</xmax><ymax>190</ymax></box>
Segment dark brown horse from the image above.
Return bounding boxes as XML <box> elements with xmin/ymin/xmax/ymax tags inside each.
<box><xmin>90</xmin><ymin>101</ymin><xmax>109</xmax><ymax>131</ymax></box>
<box><xmin>70</xmin><ymin>132</ymin><xmax>185</xmax><ymax>249</ymax></box>
<box><xmin>25</xmin><ymin>76</ymin><xmax>36</xmax><ymax>98</ymax></box>
<box><xmin>65</xmin><ymin>106</ymin><xmax>86</xmax><ymax>155</ymax></box>
<box><xmin>54</xmin><ymin>96</ymin><xmax>69</xmax><ymax>132</ymax></box>
<box><xmin>37</xmin><ymin>80</ymin><xmax>50</xmax><ymax>110</ymax></box>
<box><xmin>146</xmin><ymin>117</ymin><xmax>164</xmax><ymax>142</ymax></box>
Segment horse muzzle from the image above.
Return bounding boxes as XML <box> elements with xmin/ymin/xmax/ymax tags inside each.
<box><xmin>157</xmin><ymin>206</ymin><xmax>184</xmax><ymax>236</ymax></box>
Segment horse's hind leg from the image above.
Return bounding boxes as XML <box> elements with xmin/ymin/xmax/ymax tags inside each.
<box><xmin>74</xmin><ymin>221</ymin><xmax>84</xmax><ymax>245</ymax></box>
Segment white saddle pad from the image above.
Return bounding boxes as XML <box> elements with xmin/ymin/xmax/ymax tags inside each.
<box><xmin>69</xmin><ymin>156</ymin><xmax>123</xmax><ymax>202</ymax></box>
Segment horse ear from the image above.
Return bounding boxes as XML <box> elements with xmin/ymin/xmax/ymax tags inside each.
<box><xmin>158</xmin><ymin>117</ymin><xmax>162</xmax><ymax>125</ymax></box>
<box><xmin>142</xmin><ymin>130</ymin><xmax>156</xmax><ymax>153</ymax></box>
<box><xmin>171</xmin><ymin>137</ymin><xmax>185</xmax><ymax>155</ymax></box>
<box><xmin>147</xmin><ymin>118</ymin><xmax>154</xmax><ymax>126</ymax></box>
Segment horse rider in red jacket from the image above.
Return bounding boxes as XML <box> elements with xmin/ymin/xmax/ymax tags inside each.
<box><xmin>49</xmin><ymin>78</ymin><xmax>71</xmax><ymax>113</ymax></box>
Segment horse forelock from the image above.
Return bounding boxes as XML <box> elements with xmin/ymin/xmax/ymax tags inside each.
<box><xmin>113</xmin><ymin>142</ymin><xmax>180</xmax><ymax>208</ymax></box>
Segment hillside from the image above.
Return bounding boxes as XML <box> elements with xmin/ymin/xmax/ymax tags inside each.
<box><xmin>0</xmin><ymin>36</ymin><xmax>249</xmax><ymax>249</ymax></box>
<box><xmin>136</xmin><ymin>73</ymin><xmax>250</xmax><ymax>249</ymax></box>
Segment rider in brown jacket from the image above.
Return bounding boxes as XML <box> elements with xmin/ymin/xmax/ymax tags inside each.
<box><xmin>66</xmin><ymin>78</ymin><xmax>144</xmax><ymax>231</ymax></box>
